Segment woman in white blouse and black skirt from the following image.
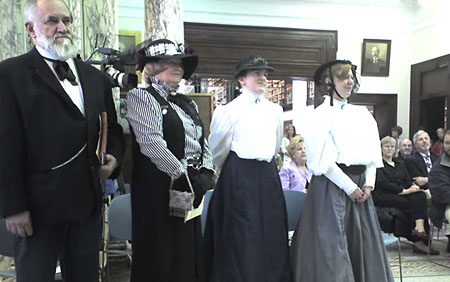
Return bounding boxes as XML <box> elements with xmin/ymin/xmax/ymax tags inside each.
<box><xmin>126</xmin><ymin>39</ymin><xmax>215</xmax><ymax>282</ymax></box>
<box><xmin>290</xmin><ymin>60</ymin><xmax>393</xmax><ymax>282</ymax></box>
<box><xmin>205</xmin><ymin>55</ymin><xmax>291</xmax><ymax>282</ymax></box>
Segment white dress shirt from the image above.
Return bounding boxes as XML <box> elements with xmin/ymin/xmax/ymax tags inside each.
<box><xmin>36</xmin><ymin>46</ymin><xmax>85</xmax><ymax>115</ymax></box>
<box><xmin>209</xmin><ymin>89</ymin><xmax>283</xmax><ymax>169</ymax></box>
<box><xmin>302</xmin><ymin>96</ymin><xmax>383</xmax><ymax>195</ymax></box>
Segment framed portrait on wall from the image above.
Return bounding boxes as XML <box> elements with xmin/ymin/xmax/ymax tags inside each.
<box><xmin>361</xmin><ymin>39</ymin><xmax>391</xmax><ymax>77</ymax></box>
<box><xmin>118</xmin><ymin>30</ymin><xmax>141</xmax><ymax>53</ymax></box>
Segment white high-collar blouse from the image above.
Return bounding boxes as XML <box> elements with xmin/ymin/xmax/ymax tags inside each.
<box><xmin>302</xmin><ymin>96</ymin><xmax>383</xmax><ymax>195</ymax></box>
<box><xmin>208</xmin><ymin>89</ymin><xmax>283</xmax><ymax>169</ymax></box>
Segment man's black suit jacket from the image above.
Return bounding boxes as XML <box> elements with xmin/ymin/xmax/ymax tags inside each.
<box><xmin>0</xmin><ymin>47</ymin><xmax>124</xmax><ymax>225</ymax></box>
<box><xmin>405</xmin><ymin>151</ymin><xmax>438</xmax><ymax>190</ymax></box>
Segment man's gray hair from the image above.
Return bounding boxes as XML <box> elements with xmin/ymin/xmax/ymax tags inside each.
<box><xmin>24</xmin><ymin>0</ymin><xmax>39</xmax><ymax>21</ymax></box>
<box><xmin>24</xmin><ymin>0</ymin><xmax>71</xmax><ymax>21</ymax></box>
<box><xmin>413</xmin><ymin>130</ymin><xmax>428</xmax><ymax>145</ymax></box>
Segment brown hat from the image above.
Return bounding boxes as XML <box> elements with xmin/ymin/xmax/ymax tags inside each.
<box><xmin>234</xmin><ymin>55</ymin><xmax>274</xmax><ymax>78</ymax></box>
<box><xmin>135</xmin><ymin>39</ymin><xmax>198</xmax><ymax>80</ymax></box>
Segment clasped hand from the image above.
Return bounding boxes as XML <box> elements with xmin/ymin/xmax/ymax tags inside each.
<box><xmin>349</xmin><ymin>186</ymin><xmax>371</xmax><ymax>203</ymax></box>
<box><xmin>174</xmin><ymin>168</ymin><xmax>214</xmax><ymax>208</ymax></box>
<box><xmin>399</xmin><ymin>184</ymin><xmax>421</xmax><ymax>195</ymax></box>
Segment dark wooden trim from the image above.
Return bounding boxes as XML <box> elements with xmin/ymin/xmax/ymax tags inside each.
<box><xmin>184</xmin><ymin>23</ymin><xmax>337</xmax><ymax>78</ymax></box>
<box><xmin>410</xmin><ymin>54</ymin><xmax>450</xmax><ymax>138</ymax></box>
<box><xmin>348</xmin><ymin>93</ymin><xmax>397</xmax><ymax>138</ymax></box>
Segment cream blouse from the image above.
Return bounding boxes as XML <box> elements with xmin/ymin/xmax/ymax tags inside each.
<box><xmin>208</xmin><ymin>89</ymin><xmax>283</xmax><ymax>169</ymax></box>
<box><xmin>302</xmin><ymin>96</ymin><xmax>383</xmax><ymax>195</ymax></box>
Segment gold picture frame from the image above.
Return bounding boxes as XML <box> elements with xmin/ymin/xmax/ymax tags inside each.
<box><xmin>118</xmin><ymin>30</ymin><xmax>141</xmax><ymax>52</ymax></box>
<box><xmin>118</xmin><ymin>30</ymin><xmax>142</xmax><ymax>94</ymax></box>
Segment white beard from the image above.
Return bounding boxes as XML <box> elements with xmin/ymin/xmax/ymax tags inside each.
<box><xmin>35</xmin><ymin>30</ymin><xmax>78</xmax><ymax>61</ymax></box>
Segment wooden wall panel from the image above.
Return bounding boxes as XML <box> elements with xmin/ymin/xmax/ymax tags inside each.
<box><xmin>422</xmin><ymin>67</ymin><xmax>448</xmax><ymax>96</ymax></box>
<box><xmin>349</xmin><ymin>93</ymin><xmax>397</xmax><ymax>138</ymax></box>
<box><xmin>410</xmin><ymin>54</ymin><xmax>450</xmax><ymax>137</ymax></box>
<box><xmin>184</xmin><ymin>23</ymin><xmax>337</xmax><ymax>78</ymax></box>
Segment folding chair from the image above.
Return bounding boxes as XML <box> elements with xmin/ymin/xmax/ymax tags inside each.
<box><xmin>201</xmin><ymin>190</ymin><xmax>213</xmax><ymax>235</ymax></box>
<box><xmin>107</xmin><ymin>194</ymin><xmax>132</xmax><ymax>263</ymax></box>
<box><xmin>283</xmin><ymin>190</ymin><xmax>307</xmax><ymax>232</ymax></box>
<box><xmin>382</xmin><ymin>233</ymin><xmax>403</xmax><ymax>282</ymax></box>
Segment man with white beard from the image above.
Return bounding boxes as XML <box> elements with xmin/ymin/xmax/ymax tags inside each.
<box><xmin>0</xmin><ymin>0</ymin><xmax>124</xmax><ymax>281</ymax></box>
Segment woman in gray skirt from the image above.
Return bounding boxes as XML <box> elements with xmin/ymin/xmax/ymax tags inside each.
<box><xmin>290</xmin><ymin>60</ymin><xmax>394</xmax><ymax>282</ymax></box>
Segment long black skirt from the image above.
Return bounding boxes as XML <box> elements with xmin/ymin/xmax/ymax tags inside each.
<box><xmin>290</xmin><ymin>172</ymin><xmax>394</xmax><ymax>282</ymax></box>
<box><xmin>204</xmin><ymin>151</ymin><xmax>291</xmax><ymax>282</ymax></box>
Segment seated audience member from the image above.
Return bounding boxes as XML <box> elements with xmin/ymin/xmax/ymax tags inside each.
<box><xmin>374</xmin><ymin>137</ymin><xmax>438</xmax><ymax>254</ymax></box>
<box><xmin>431</xmin><ymin>128</ymin><xmax>445</xmax><ymax>155</ymax></box>
<box><xmin>280</xmin><ymin>124</ymin><xmax>296</xmax><ymax>165</ymax></box>
<box><xmin>429</xmin><ymin>130</ymin><xmax>450</xmax><ymax>252</ymax></box>
<box><xmin>391</xmin><ymin>125</ymin><xmax>403</xmax><ymax>150</ymax></box>
<box><xmin>405</xmin><ymin>130</ymin><xmax>438</xmax><ymax>196</ymax></box>
<box><xmin>398</xmin><ymin>138</ymin><xmax>413</xmax><ymax>160</ymax></box>
<box><xmin>279</xmin><ymin>135</ymin><xmax>312</xmax><ymax>192</ymax></box>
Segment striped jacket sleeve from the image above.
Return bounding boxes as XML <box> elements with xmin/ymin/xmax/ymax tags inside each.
<box><xmin>126</xmin><ymin>88</ymin><xmax>186</xmax><ymax>179</ymax></box>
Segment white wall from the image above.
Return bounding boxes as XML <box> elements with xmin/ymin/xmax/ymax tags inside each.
<box><xmin>118</xmin><ymin>0</ymin><xmax>145</xmax><ymax>42</ymax></box>
<box><xmin>183</xmin><ymin>0</ymin><xmax>416</xmax><ymax>136</ymax></box>
<box><xmin>118</xmin><ymin>0</ymin><xmax>450</xmax><ymax>138</ymax></box>
<box><xmin>413</xmin><ymin>6</ymin><xmax>450</xmax><ymax>64</ymax></box>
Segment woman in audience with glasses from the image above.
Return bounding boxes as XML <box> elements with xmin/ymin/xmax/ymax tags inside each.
<box><xmin>290</xmin><ymin>60</ymin><xmax>393</xmax><ymax>282</ymax></box>
<box><xmin>374</xmin><ymin>136</ymin><xmax>438</xmax><ymax>255</ymax></box>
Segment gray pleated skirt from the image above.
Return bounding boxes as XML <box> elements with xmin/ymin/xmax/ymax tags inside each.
<box><xmin>290</xmin><ymin>172</ymin><xmax>394</xmax><ymax>282</ymax></box>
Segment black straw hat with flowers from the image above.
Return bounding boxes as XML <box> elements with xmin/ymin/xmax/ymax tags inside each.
<box><xmin>135</xmin><ymin>38</ymin><xmax>198</xmax><ymax>80</ymax></box>
<box><xmin>234</xmin><ymin>55</ymin><xmax>274</xmax><ymax>78</ymax></box>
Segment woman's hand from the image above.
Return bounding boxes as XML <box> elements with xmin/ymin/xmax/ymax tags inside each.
<box><xmin>358</xmin><ymin>186</ymin><xmax>372</xmax><ymax>203</ymax></box>
<box><xmin>399</xmin><ymin>185</ymin><xmax>421</xmax><ymax>195</ymax></box>
<box><xmin>349</xmin><ymin>187</ymin><xmax>364</xmax><ymax>202</ymax></box>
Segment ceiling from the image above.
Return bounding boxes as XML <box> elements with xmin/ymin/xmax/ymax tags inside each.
<box><xmin>223</xmin><ymin>0</ymin><xmax>419</xmax><ymax>9</ymax></box>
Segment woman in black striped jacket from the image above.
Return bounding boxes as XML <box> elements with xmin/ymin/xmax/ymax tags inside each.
<box><xmin>126</xmin><ymin>38</ymin><xmax>215</xmax><ymax>282</ymax></box>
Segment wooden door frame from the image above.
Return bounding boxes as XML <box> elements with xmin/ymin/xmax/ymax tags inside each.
<box><xmin>410</xmin><ymin>54</ymin><xmax>450</xmax><ymax>138</ymax></box>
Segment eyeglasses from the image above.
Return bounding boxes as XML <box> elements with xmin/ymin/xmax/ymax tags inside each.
<box><xmin>383</xmin><ymin>145</ymin><xmax>396</xmax><ymax>149</ymax></box>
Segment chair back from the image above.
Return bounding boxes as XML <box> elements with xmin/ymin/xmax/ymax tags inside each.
<box><xmin>200</xmin><ymin>190</ymin><xmax>213</xmax><ymax>235</ymax></box>
<box><xmin>0</xmin><ymin>219</ymin><xmax>14</xmax><ymax>257</ymax></box>
<box><xmin>108</xmin><ymin>194</ymin><xmax>132</xmax><ymax>241</ymax></box>
<box><xmin>283</xmin><ymin>190</ymin><xmax>307</xmax><ymax>231</ymax></box>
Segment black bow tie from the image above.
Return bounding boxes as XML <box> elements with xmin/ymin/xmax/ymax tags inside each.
<box><xmin>43</xmin><ymin>57</ymin><xmax>78</xmax><ymax>86</ymax></box>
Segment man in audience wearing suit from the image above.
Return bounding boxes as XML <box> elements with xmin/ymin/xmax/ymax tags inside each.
<box><xmin>0</xmin><ymin>0</ymin><xmax>124</xmax><ymax>281</ymax></box>
<box><xmin>398</xmin><ymin>138</ymin><xmax>413</xmax><ymax>160</ymax></box>
<box><xmin>429</xmin><ymin>130</ymin><xmax>450</xmax><ymax>252</ymax></box>
<box><xmin>405</xmin><ymin>130</ymin><xmax>438</xmax><ymax>197</ymax></box>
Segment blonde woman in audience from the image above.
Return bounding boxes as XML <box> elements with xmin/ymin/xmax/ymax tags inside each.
<box><xmin>374</xmin><ymin>136</ymin><xmax>438</xmax><ymax>255</ymax></box>
<box><xmin>290</xmin><ymin>60</ymin><xmax>393</xmax><ymax>282</ymax></box>
<box><xmin>279</xmin><ymin>135</ymin><xmax>312</xmax><ymax>192</ymax></box>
